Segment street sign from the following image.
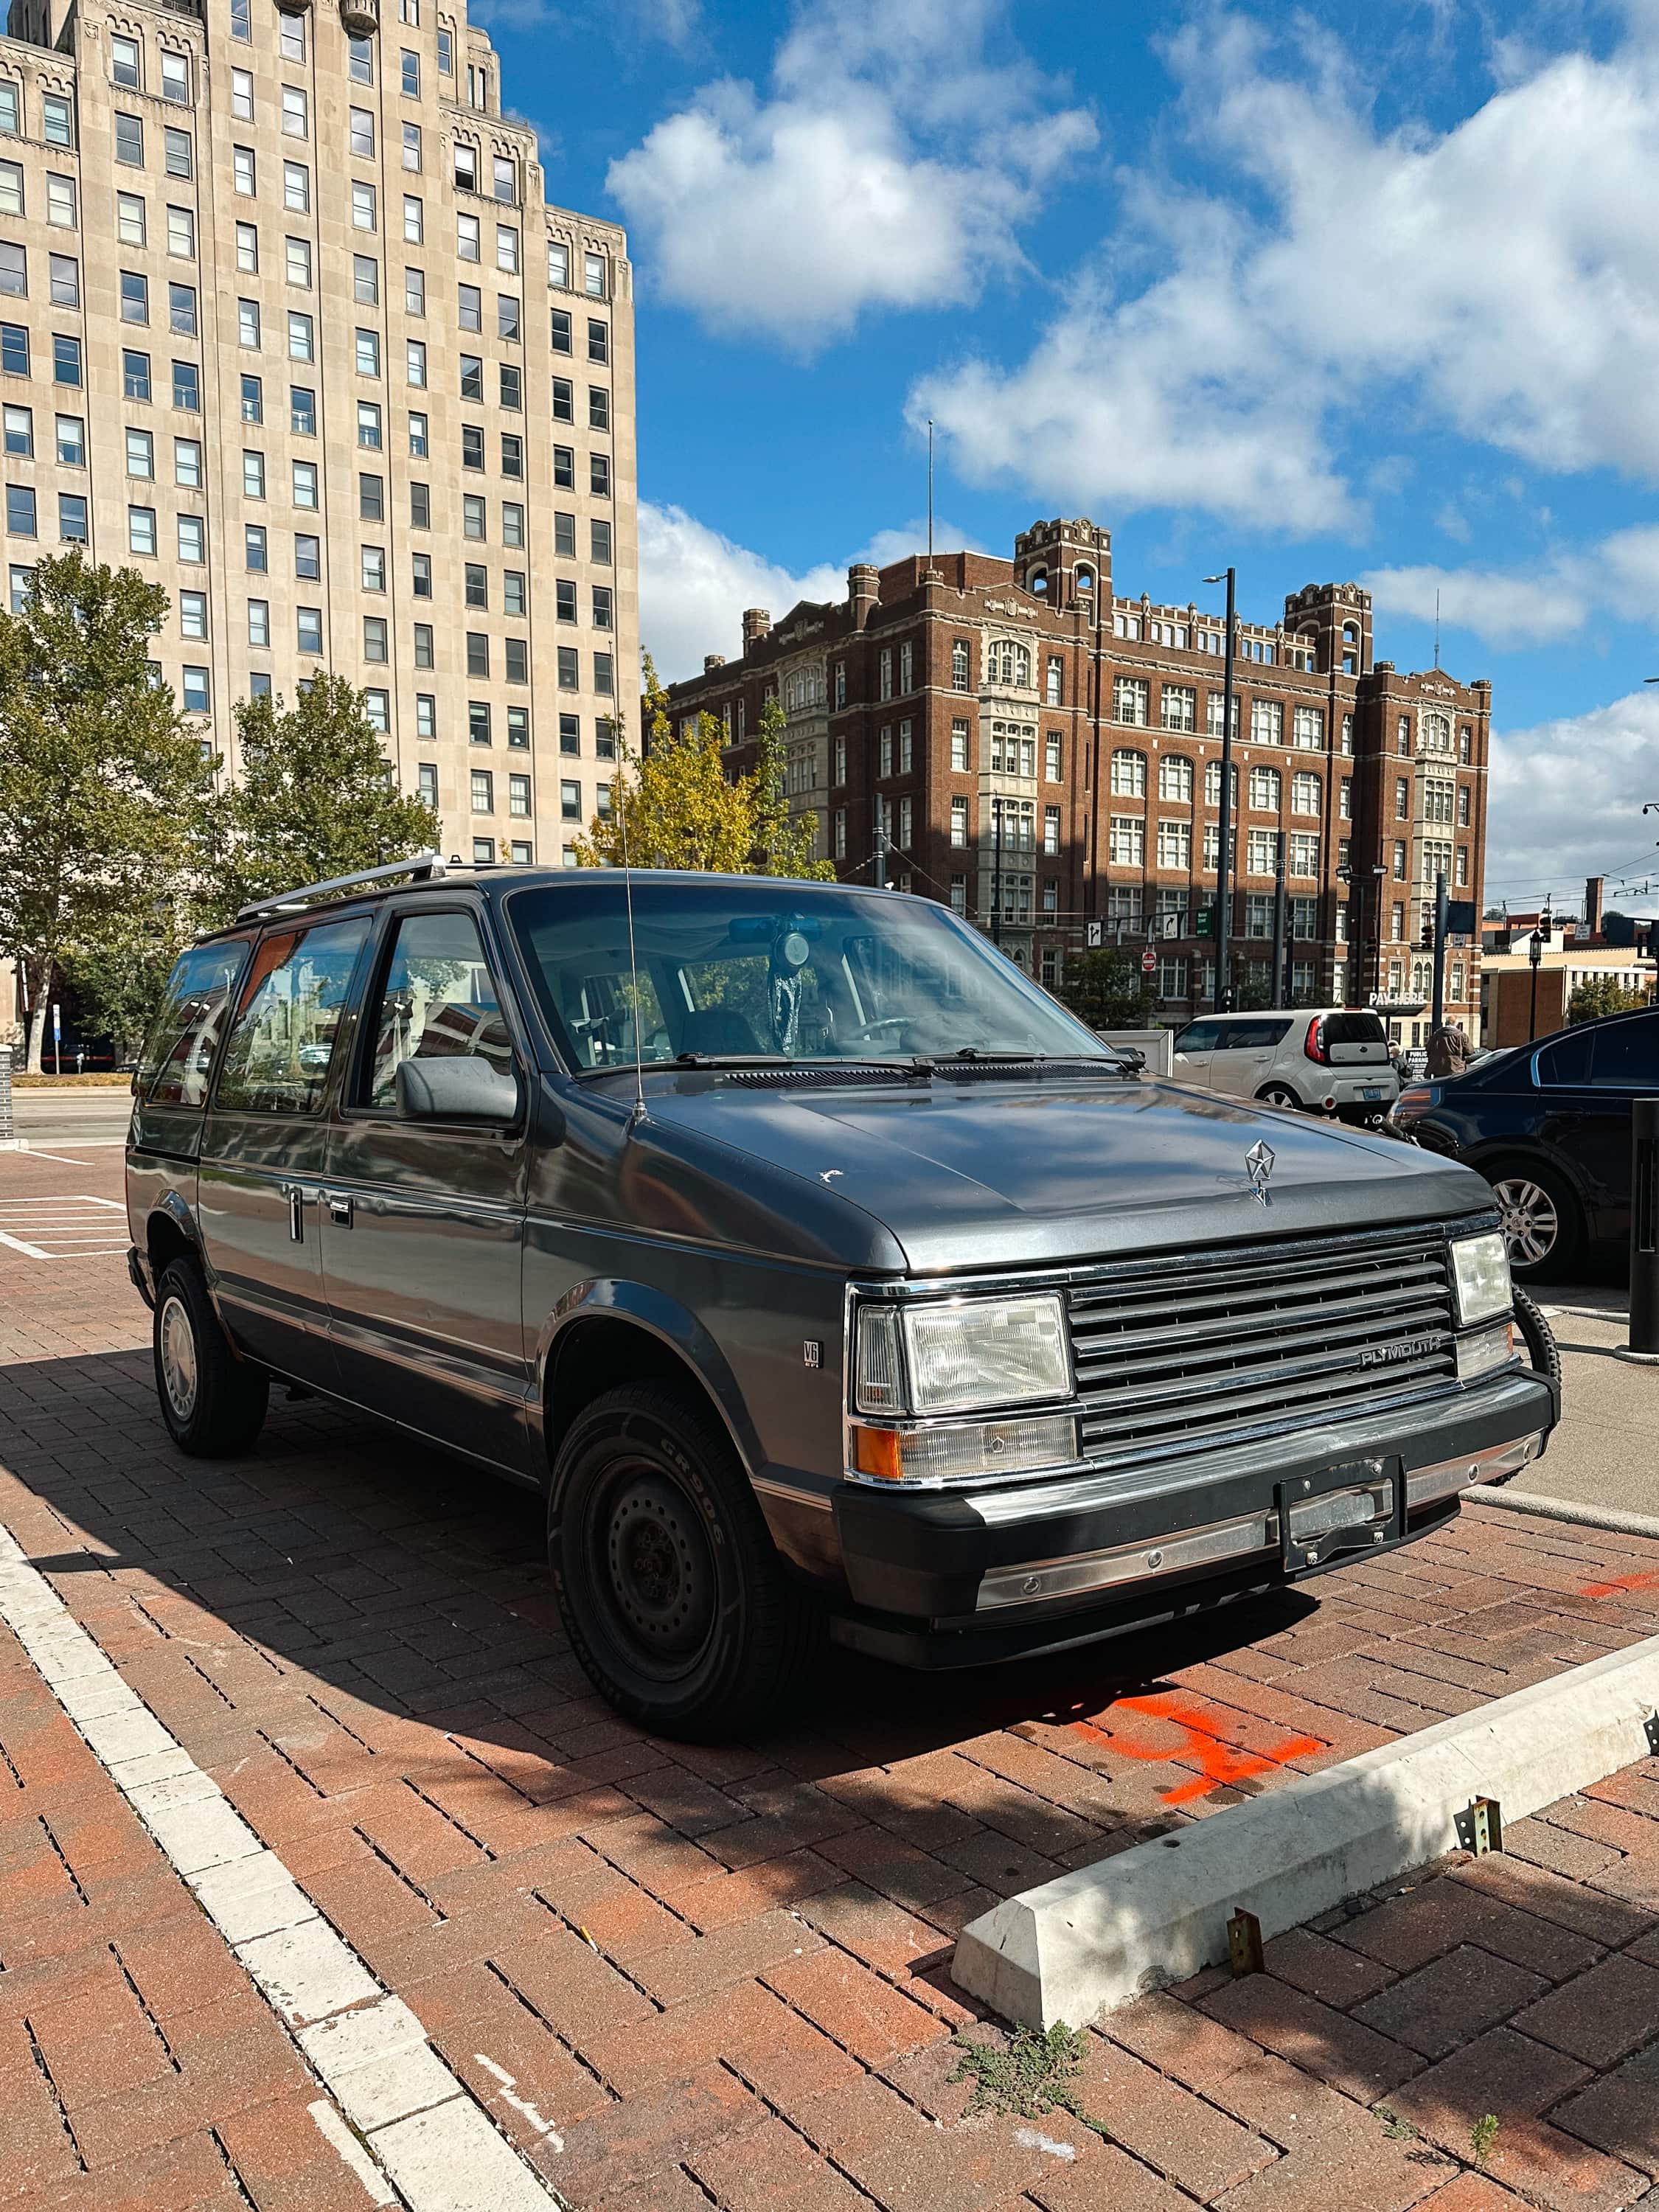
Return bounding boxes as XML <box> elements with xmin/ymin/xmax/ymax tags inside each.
<box><xmin>1161</xmin><ymin>911</ymin><xmax>1180</xmax><ymax>939</ymax></box>
<box><xmin>1195</xmin><ymin>905</ymin><xmax>1214</xmax><ymax>938</ymax></box>
<box><xmin>1085</xmin><ymin>920</ymin><xmax>1103</xmax><ymax>949</ymax></box>
<box><xmin>1446</xmin><ymin>900</ymin><xmax>1476</xmax><ymax>936</ymax></box>
<box><xmin>50</xmin><ymin>1003</ymin><xmax>60</xmax><ymax>1039</ymax></box>
<box><xmin>1141</xmin><ymin>947</ymin><xmax>1157</xmax><ymax>975</ymax></box>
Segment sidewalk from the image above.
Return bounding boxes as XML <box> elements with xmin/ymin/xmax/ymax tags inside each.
<box><xmin>1501</xmin><ymin>1286</ymin><xmax>1659</xmax><ymax>1523</ymax></box>
<box><xmin>4</xmin><ymin>1144</ymin><xmax>1659</xmax><ymax>2211</ymax></box>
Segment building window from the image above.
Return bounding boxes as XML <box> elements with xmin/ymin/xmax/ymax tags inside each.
<box><xmin>950</xmin><ymin>638</ymin><xmax>970</xmax><ymax>690</ymax></box>
<box><xmin>293</xmin><ymin>534</ymin><xmax>319</xmax><ymax>578</ymax></box>
<box><xmin>1158</xmin><ymin>754</ymin><xmax>1193</xmax><ymax>804</ymax></box>
<box><xmin>364</xmin><ymin>616</ymin><xmax>388</xmax><ymax>662</ymax></box>
<box><xmin>1110</xmin><ymin>748</ymin><xmax>1146</xmax><ymax>798</ymax></box>
<box><xmin>1293</xmin><ymin>706</ymin><xmax>1324</xmax><ymax>750</ymax></box>
<box><xmin>950</xmin><ymin>721</ymin><xmax>970</xmax><ymax>773</ymax></box>
<box><xmin>247</xmin><ymin>599</ymin><xmax>269</xmax><ymax>647</ymax></box>
<box><xmin>182</xmin><ymin>666</ymin><xmax>209</xmax><ymax>714</ymax></box>
<box><xmin>1160</xmin><ymin>684</ymin><xmax>1196</xmax><ymax>733</ymax></box>
<box><xmin>1157</xmin><ymin>819</ymin><xmax>1191</xmax><ymax>869</ymax></box>
<box><xmin>472</xmin><ymin>769</ymin><xmax>493</xmax><ymax>814</ymax></box>
<box><xmin>1046</xmin><ymin>657</ymin><xmax>1063</xmax><ymax>706</ymax></box>
<box><xmin>1113</xmin><ymin>677</ymin><xmax>1150</xmax><ymax>726</ymax></box>
<box><xmin>1109</xmin><ymin>815</ymin><xmax>1144</xmax><ymax>866</ymax></box>
<box><xmin>1250</xmin><ymin>699</ymin><xmax>1283</xmax><ymax>745</ymax></box>
<box><xmin>1291</xmin><ymin>771</ymin><xmax>1320</xmax><ymax>815</ymax></box>
<box><xmin>1289</xmin><ymin>832</ymin><xmax>1320</xmax><ymax>877</ymax></box>
<box><xmin>1043</xmin><ymin>805</ymin><xmax>1060</xmax><ymax>856</ymax></box>
<box><xmin>1248</xmin><ymin>765</ymin><xmax>1280</xmax><ymax>812</ymax></box>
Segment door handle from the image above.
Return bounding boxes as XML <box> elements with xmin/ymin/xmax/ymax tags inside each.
<box><xmin>285</xmin><ymin>1186</ymin><xmax>305</xmax><ymax>1244</ymax></box>
<box><xmin>327</xmin><ymin>1194</ymin><xmax>354</xmax><ymax>1228</ymax></box>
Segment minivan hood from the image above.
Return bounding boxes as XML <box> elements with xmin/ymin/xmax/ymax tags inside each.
<box><xmin>639</xmin><ymin>1072</ymin><xmax>1492</xmax><ymax>1275</ymax></box>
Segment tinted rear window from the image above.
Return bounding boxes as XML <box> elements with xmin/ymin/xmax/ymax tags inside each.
<box><xmin>1321</xmin><ymin>1013</ymin><xmax>1387</xmax><ymax>1048</ymax></box>
<box><xmin>1589</xmin><ymin>1013</ymin><xmax>1659</xmax><ymax>1090</ymax></box>
<box><xmin>1214</xmin><ymin>1019</ymin><xmax>1294</xmax><ymax>1049</ymax></box>
<box><xmin>1537</xmin><ymin>1029</ymin><xmax>1593</xmax><ymax>1085</ymax></box>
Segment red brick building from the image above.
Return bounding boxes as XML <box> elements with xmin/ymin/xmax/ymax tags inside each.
<box><xmin>665</xmin><ymin>518</ymin><xmax>1490</xmax><ymax>1037</ymax></box>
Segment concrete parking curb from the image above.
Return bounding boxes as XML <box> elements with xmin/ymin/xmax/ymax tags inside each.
<box><xmin>951</xmin><ymin>1630</ymin><xmax>1659</xmax><ymax>2030</ymax></box>
<box><xmin>1467</xmin><ymin>1484</ymin><xmax>1659</xmax><ymax>1544</ymax></box>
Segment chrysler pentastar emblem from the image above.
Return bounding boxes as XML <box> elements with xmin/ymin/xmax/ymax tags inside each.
<box><xmin>1245</xmin><ymin>1139</ymin><xmax>1276</xmax><ymax>1203</ymax></box>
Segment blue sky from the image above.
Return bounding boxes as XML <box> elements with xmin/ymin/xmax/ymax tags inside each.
<box><xmin>481</xmin><ymin>0</ymin><xmax>1659</xmax><ymax>916</ymax></box>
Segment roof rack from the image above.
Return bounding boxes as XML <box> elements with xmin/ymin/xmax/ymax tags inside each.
<box><xmin>234</xmin><ymin>851</ymin><xmax>447</xmax><ymax>924</ymax></box>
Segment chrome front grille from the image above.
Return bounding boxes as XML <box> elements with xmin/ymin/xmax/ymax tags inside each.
<box><xmin>1067</xmin><ymin>1223</ymin><xmax>1458</xmax><ymax>1467</ymax></box>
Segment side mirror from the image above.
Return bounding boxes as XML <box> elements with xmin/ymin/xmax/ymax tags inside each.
<box><xmin>395</xmin><ymin>1054</ymin><xmax>521</xmax><ymax>1124</ymax></box>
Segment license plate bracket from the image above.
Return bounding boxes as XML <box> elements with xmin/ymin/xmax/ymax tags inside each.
<box><xmin>1278</xmin><ymin>1457</ymin><xmax>1403</xmax><ymax>1573</ymax></box>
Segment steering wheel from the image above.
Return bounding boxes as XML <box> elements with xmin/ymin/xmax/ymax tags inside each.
<box><xmin>841</xmin><ymin>1017</ymin><xmax>911</xmax><ymax>1045</ymax></box>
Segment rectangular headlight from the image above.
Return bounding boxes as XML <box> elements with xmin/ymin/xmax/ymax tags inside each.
<box><xmin>904</xmin><ymin>1295</ymin><xmax>1071</xmax><ymax>1415</ymax></box>
<box><xmin>853</xmin><ymin>1294</ymin><xmax>1071</xmax><ymax>1416</ymax></box>
<box><xmin>1450</xmin><ymin>1231</ymin><xmax>1512</xmax><ymax>1327</ymax></box>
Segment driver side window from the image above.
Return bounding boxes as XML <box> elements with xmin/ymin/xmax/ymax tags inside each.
<box><xmin>363</xmin><ymin>908</ymin><xmax>509</xmax><ymax>1107</ymax></box>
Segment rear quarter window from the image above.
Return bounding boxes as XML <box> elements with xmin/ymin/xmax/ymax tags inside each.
<box><xmin>138</xmin><ymin>940</ymin><xmax>252</xmax><ymax>1107</ymax></box>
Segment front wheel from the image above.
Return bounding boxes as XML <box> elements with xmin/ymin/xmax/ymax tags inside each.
<box><xmin>153</xmin><ymin>1257</ymin><xmax>269</xmax><ymax>1456</ymax></box>
<box><xmin>548</xmin><ymin>1384</ymin><xmax>820</xmax><ymax>1738</ymax></box>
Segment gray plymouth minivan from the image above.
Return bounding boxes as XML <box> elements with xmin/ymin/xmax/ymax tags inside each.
<box><xmin>125</xmin><ymin>858</ymin><xmax>1557</xmax><ymax>1734</ymax></box>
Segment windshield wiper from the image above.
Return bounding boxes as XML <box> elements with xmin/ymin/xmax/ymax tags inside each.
<box><xmin>670</xmin><ymin>1053</ymin><xmax>936</xmax><ymax>1080</ymax></box>
<box><xmin>937</xmin><ymin>1050</ymin><xmax>1130</xmax><ymax>1072</ymax></box>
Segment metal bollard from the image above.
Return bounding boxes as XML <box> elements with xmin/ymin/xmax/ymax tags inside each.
<box><xmin>1625</xmin><ymin>1099</ymin><xmax>1659</xmax><ymax>1362</ymax></box>
<box><xmin>0</xmin><ymin>1043</ymin><xmax>12</xmax><ymax>1144</ymax></box>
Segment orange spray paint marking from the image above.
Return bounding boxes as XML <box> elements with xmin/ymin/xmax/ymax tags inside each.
<box><xmin>1069</xmin><ymin>1689</ymin><xmax>1324</xmax><ymax>1806</ymax></box>
<box><xmin>1582</xmin><ymin>1569</ymin><xmax>1659</xmax><ymax>1601</ymax></box>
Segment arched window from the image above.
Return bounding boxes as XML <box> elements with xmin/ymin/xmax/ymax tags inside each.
<box><xmin>1015</xmin><ymin>643</ymin><xmax>1031</xmax><ymax>687</ymax></box>
<box><xmin>1420</xmin><ymin>711</ymin><xmax>1452</xmax><ymax>757</ymax></box>
<box><xmin>1110</xmin><ymin>748</ymin><xmax>1147</xmax><ymax>797</ymax></box>
<box><xmin>1075</xmin><ymin>564</ymin><xmax>1094</xmax><ymax>593</ymax></box>
<box><xmin>988</xmin><ymin>639</ymin><xmax>1032</xmax><ymax>687</ymax></box>
<box><xmin>1029</xmin><ymin>568</ymin><xmax>1048</xmax><ymax>597</ymax></box>
<box><xmin>950</xmin><ymin>638</ymin><xmax>970</xmax><ymax>691</ymax></box>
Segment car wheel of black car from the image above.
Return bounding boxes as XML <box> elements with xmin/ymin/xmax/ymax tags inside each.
<box><xmin>153</xmin><ymin>1256</ymin><xmax>270</xmax><ymax>1456</ymax></box>
<box><xmin>1486</xmin><ymin>1160</ymin><xmax>1582</xmax><ymax>1280</ymax></box>
<box><xmin>549</xmin><ymin>1383</ymin><xmax>820</xmax><ymax>1739</ymax></box>
<box><xmin>1256</xmin><ymin>1083</ymin><xmax>1303</xmax><ymax>1110</ymax></box>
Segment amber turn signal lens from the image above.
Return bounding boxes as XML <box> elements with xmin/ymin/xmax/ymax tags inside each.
<box><xmin>854</xmin><ymin>1427</ymin><xmax>905</xmax><ymax>1482</ymax></box>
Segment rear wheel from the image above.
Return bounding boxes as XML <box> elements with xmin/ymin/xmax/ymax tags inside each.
<box><xmin>549</xmin><ymin>1383</ymin><xmax>820</xmax><ymax>1739</ymax></box>
<box><xmin>153</xmin><ymin>1256</ymin><xmax>269</xmax><ymax>1455</ymax></box>
<box><xmin>1256</xmin><ymin>1082</ymin><xmax>1303</xmax><ymax>1110</ymax></box>
<box><xmin>1486</xmin><ymin>1161</ymin><xmax>1582</xmax><ymax>1281</ymax></box>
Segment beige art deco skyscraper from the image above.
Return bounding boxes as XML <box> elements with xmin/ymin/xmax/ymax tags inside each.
<box><xmin>0</xmin><ymin>0</ymin><xmax>636</xmax><ymax>883</ymax></box>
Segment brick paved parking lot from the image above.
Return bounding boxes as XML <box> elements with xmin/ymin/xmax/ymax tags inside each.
<box><xmin>5</xmin><ymin>1143</ymin><xmax>1659</xmax><ymax>2211</ymax></box>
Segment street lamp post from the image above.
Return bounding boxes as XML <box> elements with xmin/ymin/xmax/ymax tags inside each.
<box><xmin>1203</xmin><ymin>568</ymin><xmax>1237</xmax><ymax>1012</ymax></box>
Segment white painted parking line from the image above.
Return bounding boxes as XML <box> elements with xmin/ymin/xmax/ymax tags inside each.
<box><xmin>0</xmin><ymin>1194</ymin><xmax>128</xmax><ymax>1259</ymax></box>
<box><xmin>0</xmin><ymin>1525</ymin><xmax>568</xmax><ymax>2211</ymax></box>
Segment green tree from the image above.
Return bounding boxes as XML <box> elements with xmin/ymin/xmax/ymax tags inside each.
<box><xmin>575</xmin><ymin>654</ymin><xmax>834</xmax><ymax>879</ymax></box>
<box><xmin>1568</xmin><ymin>973</ymin><xmax>1651</xmax><ymax>1025</ymax></box>
<box><xmin>1054</xmin><ymin>948</ymin><xmax>1156</xmax><ymax>1029</ymax></box>
<box><xmin>58</xmin><ymin>906</ymin><xmax>193</xmax><ymax>1065</ymax></box>
<box><xmin>752</xmin><ymin>689</ymin><xmax>833</xmax><ymax>878</ymax></box>
<box><xmin>0</xmin><ymin>550</ymin><xmax>212</xmax><ymax>1070</ymax></box>
<box><xmin>197</xmin><ymin>674</ymin><xmax>440</xmax><ymax>926</ymax></box>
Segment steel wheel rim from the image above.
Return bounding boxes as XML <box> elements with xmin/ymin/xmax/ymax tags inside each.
<box><xmin>1492</xmin><ymin>1178</ymin><xmax>1557</xmax><ymax>1267</ymax></box>
<box><xmin>597</xmin><ymin>1464</ymin><xmax>717</xmax><ymax>1677</ymax></box>
<box><xmin>159</xmin><ymin>1295</ymin><xmax>198</xmax><ymax>1420</ymax></box>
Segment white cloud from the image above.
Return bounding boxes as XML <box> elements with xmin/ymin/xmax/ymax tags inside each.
<box><xmin>639</xmin><ymin>502</ymin><xmax>984</xmax><ymax>681</ymax></box>
<box><xmin>1364</xmin><ymin>525</ymin><xmax>1659</xmax><ymax>650</ymax></box>
<box><xmin>1489</xmin><ymin>690</ymin><xmax>1659</xmax><ymax>905</ymax></box>
<box><xmin>607</xmin><ymin>0</ymin><xmax>1095</xmax><ymax>351</ymax></box>
<box><xmin>917</xmin><ymin>11</ymin><xmax>1659</xmax><ymax>529</ymax></box>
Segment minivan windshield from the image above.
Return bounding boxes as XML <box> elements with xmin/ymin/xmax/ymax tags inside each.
<box><xmin>507</xmin><ymin>879</ymin><xmax>1118</xmax><ymax>1073</ymax></box>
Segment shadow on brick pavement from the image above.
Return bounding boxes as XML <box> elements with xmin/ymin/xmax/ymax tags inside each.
<box><xmin>5</xmin><ymin>1307</ymin><xmax>1659</xmax><ymax>2208</ymax></box>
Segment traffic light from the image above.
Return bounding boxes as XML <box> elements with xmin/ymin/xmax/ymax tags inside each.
<box><xmin>1419</xmin><ymin>917</ymin><xmax>1434</xmax><ymax>951</ymax></box>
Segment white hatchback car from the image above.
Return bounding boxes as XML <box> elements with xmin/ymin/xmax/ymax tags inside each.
<box><xmin>1171</xmin><ymin>1007</ymin><xmax>1399</xmax><ymax>1120</ymax></box>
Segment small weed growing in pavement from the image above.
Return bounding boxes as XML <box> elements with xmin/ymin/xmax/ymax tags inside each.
<box><xmin>1470</xmin><ymin>2114</ymin><xmax>1500</xmax><ymax>2165</ymax></box>
<box><xmin>1375</xmin><ymin>2104</ymin><xmax>1419</xmax><ymax>2141</ymax></box>
<box><xmin>948</xmin><ymin>2024</ymin><xmax>1110</xmax><ymax>2139</ymax></box>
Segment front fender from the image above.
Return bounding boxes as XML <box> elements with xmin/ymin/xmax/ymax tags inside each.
<box><xmin>535</xmin><ymin>1279</ymin><xmax>764</xmax><ymax>1481</ymax></box>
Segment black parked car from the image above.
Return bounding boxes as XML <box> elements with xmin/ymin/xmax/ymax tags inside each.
<box><xmin>1388</xmin><ymin>1005</ymin><xmax>1659</xmax><ymax>1279</ymax></box>
<box><xmin>125</xmin><ymin>858</ymin><xmax>1555</xmax><ymax>1735</ymax></box>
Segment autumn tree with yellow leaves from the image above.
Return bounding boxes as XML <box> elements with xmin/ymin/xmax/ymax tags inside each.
<box><xmin>573</xmin><ymin>655</ymin><xmax>835</xmax><ymax>880</ymax></box>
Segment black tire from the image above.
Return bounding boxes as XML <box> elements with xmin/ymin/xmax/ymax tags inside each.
<box><xmin>549</xmin><ymin>1383</ymin><xmax>820</xmax><ymax>1739</ymax></box>
<box><xmin>1512</xmin><ymin>1286</ymin><xmax>1563</xmax><ymax>1394</ymax></box>
<box><xmin>152</xmin><ymin>1256</ymin><xmax>270</xmax><ymax>1456</ymax></box>
<box><xmin>1484</xmin><ymin>1158</ymin><xmax>1583</xmax><ymax>1281</ymax></box>
<box><xmin>1256</xmin><ymin>1083</ymin><xmax>1304</xmax><ymax>1110</ymax></box>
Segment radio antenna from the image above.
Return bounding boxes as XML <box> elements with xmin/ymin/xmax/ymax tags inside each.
<box><xmin>616</xmin><ymin>709</ymin><xmax>647</xmax><ymax>1132</ymax></box>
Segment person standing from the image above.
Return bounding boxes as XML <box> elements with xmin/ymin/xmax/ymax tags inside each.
<box><xmin>1425</xmin><ymin>1021</ymin><xmax>1470</xmax><ymax>1079</ymax></box>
